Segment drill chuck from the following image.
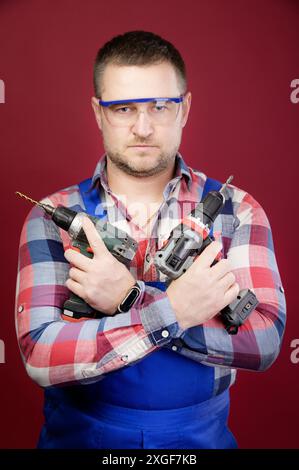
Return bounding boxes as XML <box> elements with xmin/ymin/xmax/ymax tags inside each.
<box><xmin>51</xmin><ymin>206</ymin><xmax>78</xmax><ymax>232</ymax></box>
<box><xmin>202</xmin><ymin>190</ymin><xmax>225</xmax><ymax>227</ymax></box>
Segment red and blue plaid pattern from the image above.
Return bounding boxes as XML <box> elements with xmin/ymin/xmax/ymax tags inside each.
<box><xmin>15</xmin><ymin>153</ymin><xmax>286</xmax><ymax>394</ymax></box>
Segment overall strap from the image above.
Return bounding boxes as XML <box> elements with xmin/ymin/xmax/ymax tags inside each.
<box><xmin>78</xmin><ymin>178</ymin><xmax>104</xmax><ymax>217</ymax></box>
<box><xmin>201</xmin><ymin>176</ymin><xmax>222</xmax><ymax>198</ymax></box>
<box><xmin>201</xmin><ymin>176</ymin><xmax>223</xmax><ymax>237</ymax></box>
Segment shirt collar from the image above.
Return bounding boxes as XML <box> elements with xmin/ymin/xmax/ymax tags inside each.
<box><xmin>90</xmin><ymin>152</ymin><xmax>193</xmax><ymax>193</ymax></box>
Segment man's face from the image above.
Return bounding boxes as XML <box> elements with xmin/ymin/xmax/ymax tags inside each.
<box><xmin>91</xmin><ymin>62</ymin><xmax>191</xmax><ymax>177</ymax></box>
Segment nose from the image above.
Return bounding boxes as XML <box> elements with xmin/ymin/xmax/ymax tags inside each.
<box><xmin>131</xmin><ymin>110</ymin><xmax>154</xmax><ymax>138</ymax></box>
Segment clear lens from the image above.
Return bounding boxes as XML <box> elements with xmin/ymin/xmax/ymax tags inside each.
<box><xmin>101</xmin><ymin>98</ymin><xmax>182</xmax><ymax>127</ymax></box>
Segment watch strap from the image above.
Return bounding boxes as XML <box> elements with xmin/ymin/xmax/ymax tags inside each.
<box><xmin>116</xmin><ymin>281</ymin><xmax>142</xmax><ymax>313</ymax></box>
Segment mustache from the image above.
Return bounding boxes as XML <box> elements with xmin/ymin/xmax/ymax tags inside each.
<box><xmin>128</xmin><ymin>143</ymin><xmax>158</xmax><ymax>146</ymax></box>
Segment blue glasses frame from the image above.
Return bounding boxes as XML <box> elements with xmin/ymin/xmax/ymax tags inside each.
<box><xmin>98</xmin><ymin>96</ymin><xmax>184</xmax><ymax>107</ymax></box>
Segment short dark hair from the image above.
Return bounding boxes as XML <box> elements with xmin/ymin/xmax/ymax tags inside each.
<box><xmin>93</xmin><ymin>30</ymin><xmax>187</xmax><ymax>97</ymax></box>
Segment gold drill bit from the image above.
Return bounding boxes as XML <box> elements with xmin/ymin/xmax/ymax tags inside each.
<box><xmin>15</xmin><ymin>191</ymin><xmax>55</xmax><ymax>215</ymax></box>
<box><xmin>15</xmin><ymin>192</ymin><xmax>43</xmax><ymax>207</ymax></box>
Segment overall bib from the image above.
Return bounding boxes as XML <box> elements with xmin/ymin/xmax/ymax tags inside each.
<box><xmin>37</xmin><ymin>176</ymin><xmax>237</xmax><ymax>449</ymax></box>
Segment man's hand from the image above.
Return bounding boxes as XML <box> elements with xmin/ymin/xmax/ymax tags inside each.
<box><xmin>64</xmin><ymin>216</ymin><xmax>136</xmax><ymax>315</ymax></box>
<box><xmin>166</xmin><ymin>241</ymin><xmax>239</xmax><ymax>330</ymax></box>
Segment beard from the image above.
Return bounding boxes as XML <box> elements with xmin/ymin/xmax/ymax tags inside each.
<box><xmin>104</xmin><ymin>142</ymin><xmax>179</xmax><ymax>178</ymax></box>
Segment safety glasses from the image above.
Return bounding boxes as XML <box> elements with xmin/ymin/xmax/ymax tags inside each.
<box><xmin>98</xmin><ymin>95</ymin><xmax>185</xmax><ymax>127</ymax></box>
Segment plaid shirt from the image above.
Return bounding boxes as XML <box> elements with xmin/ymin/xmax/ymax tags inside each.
<box><xmin>15</xmin><ymin>153</ymin><xmax>286</xmax><ymax>395</ymax></box>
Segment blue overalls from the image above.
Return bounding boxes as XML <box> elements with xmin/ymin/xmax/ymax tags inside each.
<box><xmin>37</xmin><ymin>177</ymin><xmax>238</xmax><ymax>449</ymax></box>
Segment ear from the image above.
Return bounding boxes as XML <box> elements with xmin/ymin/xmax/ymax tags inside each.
<box><xmin>91</xmin><ymin>96</ymin><xmax>103</xmax><ymax>131</ymax></box>
<box><xmin>181</xmin><ymin>91</ymin><xmax>192</xmax><ymax>128</ymax></box>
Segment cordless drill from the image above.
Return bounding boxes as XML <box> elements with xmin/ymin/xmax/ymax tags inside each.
<box><xmin>16</xmin><ymin>192</ymin><xmax>138</xmax><ymax>319</ymax></box>
<box><xmin>154</xmin><ymin>177</ymin><xmax>259</xmax><ymax>334</ymax></box>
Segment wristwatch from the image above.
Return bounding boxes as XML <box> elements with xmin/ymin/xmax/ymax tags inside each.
<box><xmin>116</xmin><ymin>282</ymin><xmax>142</xmax><ymax>313</ymax></box>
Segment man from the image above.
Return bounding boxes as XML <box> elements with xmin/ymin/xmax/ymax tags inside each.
<box><xmin>16</xmin><ymin>30</ymin><xmax>286</xmax><ymax>449</ymax></box>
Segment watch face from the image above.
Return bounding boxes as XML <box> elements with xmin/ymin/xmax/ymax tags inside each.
<box><xmin>119</xmin><ymin>285</ymin><xmax>141</xmax><ymax>312</ymax></box>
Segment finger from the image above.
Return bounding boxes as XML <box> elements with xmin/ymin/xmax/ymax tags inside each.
<box><xmin>223</xmin><ymin>282</ymin><xmax>240</xmax><ymax>306</ymax></box>
<box><xmin>194</xmin><ymin>241</ymin><xmax>223</xmax><ymax>269</ymax></box>
<box><xmin>82</xmin><ymin>216</ymin><xmax>108</xmax><ymax>257</ymax></box>
<box><xmin>69</xmin><ymin>266</ymin><xmax>85</xmax><ymax>283</ymax></box>
<box><xmin>65</xmin><ymin>278</ymin><xmax>85</xmax><ymax>299</ymax></box>
<box><xmin>211</xmin><ymin>258</ymin><xmax>233</xmax><ymax>280</ymax></box>
<box><xmin>64</xmin><ymin>248</ymin><xmax>90</xmax><ymax>271</ymax></box>
<box><xmin>218</xmin><ymin>271</ymin><xmax>236</xmax><ymax>290</ymax></box>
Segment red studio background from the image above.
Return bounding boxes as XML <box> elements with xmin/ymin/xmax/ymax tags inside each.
<box><xmin>0</xmin><ymin>0</ymin><xmax>298</xmax><ymax>449</ymax></box>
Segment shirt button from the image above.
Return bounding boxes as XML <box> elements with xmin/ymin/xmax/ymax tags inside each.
<box><xmin>121</xmin><ymin>355</ymin><xmax>129</xmax><ymax>362</ymax></box>
<box><xmin>172</xmin><ymin>345</ymin><xmax>178</xmax><ymax>352</ymax></box>
<box><xmin>279</xmin><ymin>286</ymin><xmax>285</xmax><ymax>293</ymax></box>
<box><xmin>146</xmin><ymin>253</ymin><xmax>151</xmax><ymax>263</ymax></box>
<box><xmin>18</xmin><ymin>305</ymin><xmax>24</xmax><ymax>313</ymax></box>
<box><xmin>161</xmin><ymin>330</ymin><xmax>169</xmax><ymax>338</ymax></box>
